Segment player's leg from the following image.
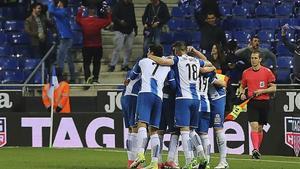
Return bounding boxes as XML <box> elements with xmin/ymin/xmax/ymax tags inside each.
<box><xmin>130</xmin><ymin>93</ymin><xmax>153</xmax><ymax>168</ymax></box>
<box><xmin>144</xmin><ymin>94</ymin><xmax>163</xmax><ymax>169</ymax></box>
<box><xmin>197</xmin><ymin>111</ymin><xmax>211</xmax><ymax>168</ymax></box>
<box><xmin>175</xmin><ymin>99</ymin><xmax>194</xmax><ymax>167</ymax></box>
<box><xmin>211</xmin><ymin>97</ymin><xmax>229</xmax><ymax>169</ymax></box>
<box><xmin>248</xmin><ymin>100</ymin><xmax>261</xmax><ymax>159</ymax></box>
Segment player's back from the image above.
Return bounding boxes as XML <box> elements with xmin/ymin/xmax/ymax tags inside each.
<box><xmin>138</xmin><ymin>58</ymin><xmax>171</xmax><ymax>99</ymax></box>
<box><xmin>173</xmin><ymin>54</ymin><xmax>204</xmax><ymax>99</ymax></box>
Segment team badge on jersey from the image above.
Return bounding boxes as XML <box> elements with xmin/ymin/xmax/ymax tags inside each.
<box><xmin>285</xmin><ymin>117</ymin><xmax>300</xmax><ymax>157</ymax></box>
<box><xmin>0</xmin><ymin>118</ymin><xmax>7</xmax><ymax>147</ymax></box>
<box><xmin>259</xmin><ymin>81</ymin><xmax>265</xmax><ymax>88</ymax></box>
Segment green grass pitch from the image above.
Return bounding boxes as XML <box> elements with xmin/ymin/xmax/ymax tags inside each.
<box><xmin>0</xmin><ymin>147</ymin><xmax>299</xmax><ymax>169</ymax></box>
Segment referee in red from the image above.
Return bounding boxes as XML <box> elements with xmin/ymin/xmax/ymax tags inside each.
<box><xmin>240</xmin><ymin>51</ymin><xmax>276</xmax><ymax>159</ymax></box>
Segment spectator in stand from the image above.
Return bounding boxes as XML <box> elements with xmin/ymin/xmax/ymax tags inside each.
<box><xmin>235</xmin><ymin>35</ymin><xmax>277</xmax><ymax>72</ymax></box>
<box><xmin>210</xmin><ymin>42</ymin><xmax>226</xmax><ymax>74</ymax></box>
<box><xmin>76</xmin><ymin>5</ymin><xmax>112</xmax><ymax>84</ymax></box>
<box><xmin>281</xmin><ymin>24</ymin><xmax>300</xmax><ymax>83</ymax></box>
<box><xmin>42</xmin><ymin>67</ymin><xmax>71</xmax><ymax>113</ymax></box>
<box><xmin>108</xmin><ymin>0</ymin><xmax>138</xmax><ymax>72</ymax></box>
<box><xmin>47</xmin><ymin>0</ymin><xmax>75</xmax><ymax>83</ymax></box>
<box><xmin>25</xmin><ymin>2</ymin><xmax>56</xmax><ymax>74</ymax></box>
<box><xmin>142</xmin><ymin>0</ymin><xmax>170</xmax><ymax>56</ymax></box>
<box><xmin>195</xmin><ymin>11</ymin><xmax>227</xmax><ymax>56</ymax></box>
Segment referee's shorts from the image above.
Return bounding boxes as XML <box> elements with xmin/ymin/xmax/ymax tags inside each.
<box><xmin>247</xmin><ymin>99</ymin><xmax>270</xmax><ymax>125</ymax></box>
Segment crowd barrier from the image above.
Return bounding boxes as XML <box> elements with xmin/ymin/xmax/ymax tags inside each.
<box><xmin>0</xmin><ymin>86</ymin><xmax>299</xmax><ymax>157</ymax></box>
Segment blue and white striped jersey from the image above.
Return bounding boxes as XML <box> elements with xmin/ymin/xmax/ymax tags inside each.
<box><xmin>130</xmin><ymin>58</ymin><xmax>171</xmax><ymax>99</ymax></box>
<box><xmin>208</xmin><ymin>73</ymin><xmax>227</xmax><ymax>100</ymax></box>
<box><xmin>172</xmin><ymin>54</ymin><xmax>205</xmax><ymax>100</ymax></box>
<box><xmin>124</xmin><ymin>70</ymin><xmax>141</xmax><ymax>97</ymax></box>
<box><xmin>199</xmin><ymin>73</ymin><xmax>214</xmax><ymax>112</ymax></box>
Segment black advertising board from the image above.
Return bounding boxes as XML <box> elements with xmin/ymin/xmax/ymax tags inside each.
<box><xmin>0</xmin><ymin>90</ymin><xmax>22</xmax><ymax>112</ymax></box>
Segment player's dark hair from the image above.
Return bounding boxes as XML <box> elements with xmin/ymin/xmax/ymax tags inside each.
<box><xmin>251</xmin><ymin>51</ymin><xmax>262</xmax><ymax>58</ymax></box>
<box><xmin>172</xmin><ymin>41</ymin><xmax>187</xmax><ymax>53</ymax></box>
<box><xmin>149</xmin><ymin>44</ymin><xmax>164</xmax><ymax>57</ymax></box>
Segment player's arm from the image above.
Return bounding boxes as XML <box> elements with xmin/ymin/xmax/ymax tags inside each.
<box><xmin>240</xmin><ymin>72</ymin><xmax>248</xmax><ymax>100</ymax></box>
<box><xmin>254</xmin><ymin>83</ymin><xmax>276</xmax><ymax>96</ymax></box>
<box><xmin>199</xmin><ymin>60</ymin><xmax>215</xmax><ymax>73</ymax></box>
<box><xmin>187</xmin><ymin>46</ymin><xmax>207</xmax><ymax>60</ymax></box>
<box><xmin>148</xmin><ymin>54</ymin><xmax>174</xmax><ymax>65</ymax></box>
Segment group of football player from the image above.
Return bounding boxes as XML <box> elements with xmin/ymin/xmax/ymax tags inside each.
<box><xmin>121</xmin><ymin>41</ymin><xmax>229</xmax><ymax>169</ymax></box>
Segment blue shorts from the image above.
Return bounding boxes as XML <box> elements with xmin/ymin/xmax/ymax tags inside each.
<box><xmin>136</xmin><ymin>92</ymin><xmax>162</xmax><ymax>128</ymax></box>
<box><xmin>121</xmin><ymin>95</ymin><xmax>137</xmax><ymax>128</ymax></box>
<box><xmin>159</xmin><ymin>96</ymin><xmax>176</xmax><ymax>132</ymax></box>
<box><xmin>210</xmin><ymin>97</ymin><xmax>226</xmax><ymax>128</ymax></box>
<box><xmin>175</xmin><ymin>99</ymin><xmax>200</xmax><ymax>128</ymax></box>
<box><xmin>196</xmin><ymin>111</ymin><xmax>210</xmax><ymax>133</ymax></box>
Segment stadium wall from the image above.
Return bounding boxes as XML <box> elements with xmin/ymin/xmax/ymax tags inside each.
<box><xmin>0</xmin><ymin>90</ymin><xmax>299</xmax><ymax>157</ymax></box>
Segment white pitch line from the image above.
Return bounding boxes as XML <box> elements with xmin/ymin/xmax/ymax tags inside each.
<box><xmin>92</xmin><ymin>148</ymin><xmax>300</xmax><ymax>165</ymax></box>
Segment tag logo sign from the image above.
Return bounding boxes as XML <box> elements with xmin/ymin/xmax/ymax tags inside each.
<box><xmin>0</xmin><ymin>118</ymin><xmax>7</xmax><ymax>147</ymax></box>
<box><xmin>259</xmin><ymin>81</ymin><xmax>265</xmax><ymax>88</ymax></box>
<box><xmin>0</xmin><ymin>93</ymin><xmax>13</xmax><ymax>108</ymax></box>
<box><xmin>285</xmin><ymin>117</ymin><xmax>300</xmax><ymax>156</ymax></box>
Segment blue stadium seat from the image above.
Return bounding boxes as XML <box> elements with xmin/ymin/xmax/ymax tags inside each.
<box><xmin>218</xmin><ymin>0</ymin><xmax>235</xmax><ymax>5</ymax></box>
<box><xmin>0</xmin><ymin>32</ymin><xmax>8</xmax><ymax>45</ymax></box>
<box><xmin>183</xmin><ymin>19</ymin><xmax>198</xmax><ymax>30</ymax></box>
<box><xmin>232</xmin><ymin>5</ymin><xmax>250</xmax><ymax>18</ymax></box>
<box><xmin>0</xmin><ymin>45</ymin><xmax>11</xmax><ymax>57</ymax></box>
<box><xmin>160</xmin><ymin>32</ymin><xmax>173</xmax><ymax>44</ymax></box>
<box><xmin>219</xmin><ymin>4</ymin><xmax>232</xmax><ymax>17</ymax></box>
<box><xmin>257</xmin><ymin>30</ymin><xmax>275</xmax><ymax>42</ymax></box>
<box><xmin>260</xmin><ymin>43</ymin><xmax>272</xmax><ymax>49</ymax></box>
<box><xmin>255</xmin><ymin>5</ymin><xmax>274</xmax><ymax>17</ymax></box>
<box><xmin>276</xmin><ymin>69</ymin><xmax>291</xmax><ymax>84</ymax></box>
<box><xmin>23</xmin><ymin>58</ymin><xmax>40</xmax><ymax>70</ymax></box>
<box><xmin>8</xmin><ymin>32</ymin><xmax>30</xmax><ymax>45</ymax></box>
<box><xmin>13</xmin><ymin>46</ymin><xmax>31</xmax><ymax>58</ymax></box>
<box><xmin>0</xmin><ymin>7</ymin><xmax>14</xmax><ymax>20</ymax></box>
<box><xmin>4</xmin><ymin>20</ymin><xmax>24</xmax><ymax>32</ymax></box>
<box><xmin>0</xmin><ymin>58</ymin><xmax>19</xmax><ymax>70</ymax></box>
<box><xmin>279</xmin><ymin>18</ymin><xmax>300</xmax><ymax>27</ymax></box>
<box><xmin>191</xmin><ymin>31</ymin><xmax>201</xmax><ymax>43</ymax></box>
<box><xmin>275</xmin><ymin>5</ymin><xmax>293</xmax><ymax>18</ymax></box>
<box><xmin>1</xmin><ymin>70</ymin><xmax>24</xmax><ymax>84</ymax></box>
<box><xmin>171</xmin><ymin>7</ymin><xmax>184</xmax><ymax>18</ymax></box>
<box><xmin>233</xmin><ymin>30</ymin><xmax>253</xmax><ymax>43</ymax></box>
<box><xmin>168</xmin><ymin>19</ymin><xmax>184</xmax><ymax>31</ymax></box>
<box><xmin>163</xmin><ymin>44</ymin><xmax>172</xmax><ymax>56</ymax></box>
<box><xmin>276</xmin><ymin>44</ymin><xmax>291</xmax><ymax>56</ymax></box>
<box><xmin>234</xmin><ymin>18</ymin><xmax>259</xmax><ymax>31</ymax></box>
<box><xmin>173</xmin><ymin>31</ymin><xmax>191</xmax><ymax>43</ymax></box>
<box><xmin>277</xmin><ymin>56</ymin><xmax>293</xmax><ymax>69</ymax></box>
<box><xmin>259</xmin><ymin>18</ymin><xmax>279</xmax><ymax>30</ymax></box>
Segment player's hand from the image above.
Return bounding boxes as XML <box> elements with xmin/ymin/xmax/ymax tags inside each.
<box><xmin>187</xmin><ymin>46</ymin><xmax>195</xmax><ymax>53</ymax></box>
<box><xmin>240</xmin><ymin>93</ymin><xmax>247</xmax><ymax>100</ymax></box>
<box><xmin>151</xmin><ymin>22</ymin><xmax>159</xmax><ymax>28</ymax></box>
<box><xmin>124</xmin><ymin>79</ymin><xmax>130</xmax><ymax>86</ymax></box>
<box><xmin>281</xmin><ymin>24</ymin><xmax>289</xmax><ymax>35</ymax></box>
<box><xmin>254</xmin><ymin>89</ymin><xmax>264</xmax><ymax>96</ymax></box>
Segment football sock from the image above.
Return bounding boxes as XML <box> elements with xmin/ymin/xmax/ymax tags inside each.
<box><xmin>168</xmin><ymin>134</ymin><xmax>179</xmax><ymax>162</ymax></box>
<box><xmin>181</xmin><ymin>131</ymin><xmax>193</xmax><ymax>164</ymax></box>
<box><xmin>126</xmin><ymin>133</ymin><xmax>135</xmax><ymax>160</ymax></box>
<box><xmin>258</xmin><ymin>131</ymin><xmax>264</xmax><ymax>150</ymax></box>
<box><xmin>189</xmin><ymin>130</ymin><xmax>205</xmax><ymax>158</ymax></box>
<box><xmin>200</xmin><ymin>134</ymin><xmax>211</xmax><ymax>163</ymax></box>
<box><xmin>137</xmin><ymin>127</ymin><xmax>148</xmax><ymax>154</ymax></box>
<box><xmin>150</xmin><ymin>134</ymin><xmax>160</xmax><ymax>162</ymax></box>
<box><xmin>131</xmin><ymin>132</ymin><xmax>138</xmax><ymax>159</ymax></box>
<box><xmin>158</xmin><ymin>134</ymin><xmax>164</xmax><ymax>163</ymax></box>
<box><xmin>216</xmin><ymin>129</ymin><xmax>227</xmax><ymax>163</ymax></box>
<box><xmin>251</xmin><ymin>131</ymin><xmax>260</xmax><ymax>150</ymax></box>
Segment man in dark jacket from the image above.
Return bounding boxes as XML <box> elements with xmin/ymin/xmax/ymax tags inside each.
<box><xmin>142</xmin><ymin>0</ymin><xmax>170</xmax><ymax>56</ymax></box>
<box><xmin>281</xmin><ymin>24</ymin><xmax>300</xmax><ymax>83</ymax></box>
<box><xmin>108</xmin><ymin>0</ymin><xmax>138</xmax><ymax>72</ymax></box>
